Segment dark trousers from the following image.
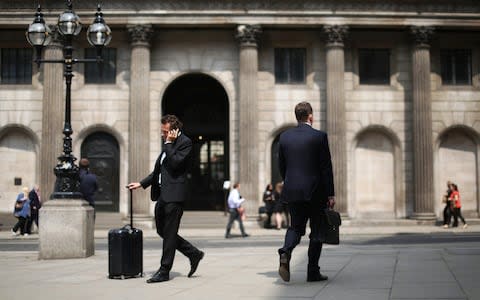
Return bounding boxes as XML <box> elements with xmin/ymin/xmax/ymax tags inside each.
<box><xmin>225</xmin><ymin>208</ymin><xmax>246</xmax><ymax>236</ymax></box>
<box><xmin>12</xmin><ymin>217</ymin><xmax>29</xmax><ymax>234</ymax></box>
<box><xmin>452</xmin><ymin>207</ymin><xmax>466</xmax><ymax>227</ymax></box>
<box><xmin>279</xmin><ymin>201</ymin><xmax>327</xmax><ymax>269</ymax></box>
<box><xmin>155</xmin><ymin>201</ymin><xmax>199</xmax><ymax>273</ymax></box>
<box><xmin>443</xmin><ymin>201</ymin><xmax>452</xmax><ymax>225</ymax></box>
<box><xmin>27</xmin><ymin>212</ymin><xmax>39</xmax><ymax>233</ymax></box>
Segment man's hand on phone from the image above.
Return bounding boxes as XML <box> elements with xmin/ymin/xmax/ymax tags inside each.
<box><xmin>166</xmin><ymin>129</ymin><xmax>179</xmax><ymax>142</ymax></box>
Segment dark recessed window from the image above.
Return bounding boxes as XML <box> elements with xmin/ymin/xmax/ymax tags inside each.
<box><xmin>84</xmin><ymin>48</ymin><xmax>116</xmax><ymax>84</ymax></box>
<box><xmin>274</xmin><ymin>48</ymin><xmax>306</xmax><ymax>84</ymax></box>
<box><xmin>1</xmin><ymin>48</ymin><xmax>33</xmax><ymax>84</ymax></box>
<box><xmin>441</xmin><ymin>49</ymin><xmax>472</xmax><ymax>85</ymax></box>
<box><xmin>358</xmin><ymin>49</ymin><xmax>390</xmax><ymax>85</ymax></box>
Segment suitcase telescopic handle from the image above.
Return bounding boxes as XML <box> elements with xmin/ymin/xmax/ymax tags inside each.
<box><xmin>129</xmin><ymin>188</ymin><xmax>133</xmax><ymax>228</ymax></box>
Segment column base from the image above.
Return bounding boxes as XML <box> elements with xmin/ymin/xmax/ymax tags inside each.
<box><xmin>410</xmin><ymin>212</ymin><xmax>436</xmax><ymax>220</ymax></box>
<box><xmin>39</xmin><ymin>199</ymin><xmax>94</xmax><ymax>259</ymax></box>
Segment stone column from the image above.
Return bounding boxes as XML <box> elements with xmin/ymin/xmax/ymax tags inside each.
<box><xmin>410</xmin><ymin>26</ymin><xmax>435</xmax><ymax>219</ymax></box>
<box><xmin>127</xmin><ymin>25</ymin><xmax>153</xmax><ymax>226</ymax></box>
<box><xmin>323</xmin><ymin>25</ymin><xmax>349</xmax><ymax>215</ymax></box>
<box><xmin>235</xmin><ymin>25</ymin><xmax>261</xmax><ymax>216</ymax></box>
<box><xmin>40</xmin><ymin>30</ymin><xmax>64</xmax><ymax>202</ymax></box>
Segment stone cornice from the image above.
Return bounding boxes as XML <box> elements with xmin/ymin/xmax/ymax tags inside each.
<box><xmin>4</xmin><ymin>0</ymin><xmax>480</xmax><ymax>13</ymax></box>
<box><xmin>4</xmin><ymin>0</ymin><xmax>480</xmax><ymax>28</ymax></box>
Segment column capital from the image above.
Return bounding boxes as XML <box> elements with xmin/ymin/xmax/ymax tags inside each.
<box><xmin>410</xmin><ymin>26</ymin><xmax>435</xmax><ymax>48</ymax></box>
<box><xmin>127</xmin><ymin>24</ymin><xmax>154</xmax><ymax>47</ymax></box>
<box><xmin>323</xmin><ymin>25</ymin><xmax>349</xmax><ymax>47</ymax></box>
<box><xmin>235</xmin><ymin>24</ymin><xmax>262</xmax><ymax>47</ymax></box>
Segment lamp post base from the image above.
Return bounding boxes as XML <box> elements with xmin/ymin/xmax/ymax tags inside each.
<box><xmin>38</xmin><ymin>199</ymin><xmax>94</xmax><ymax>259</ymax></box>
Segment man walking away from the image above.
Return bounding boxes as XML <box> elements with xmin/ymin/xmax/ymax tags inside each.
<box><xmin>277</xmin><ymin>101</ymin><xmax>335</xmax><ymax>282</ymax></box>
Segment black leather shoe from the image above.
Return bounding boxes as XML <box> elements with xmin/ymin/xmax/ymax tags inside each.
<box><xmin>146</xmin><ymin>272</ymin><xmax>169</xmax><ymax>283</ymax></box>
<box><xmin>307</xmin><ymin>272</ymin><xmax>328</xmax><ymax>282</ymax></box>
<box><xmin>242</xmin><ymin>233</ymin><xmax>250</xmax><ymax>237</ymax></box>
<box><xmin>278</xmin><ymin>252</ymin><xmax>291</xmax><ymax>282</ymax></box>
<box><xmin>188</xmin><ymin>251</ymin><xmax>205</xmax><ymax>277</ymax></box>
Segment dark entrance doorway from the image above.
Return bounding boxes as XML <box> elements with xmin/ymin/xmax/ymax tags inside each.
<box><xmin>81</xmin><ymin>132</ymin><xmax>120</xmax><ymax>212</ymax></box>
<box><xmin>162</xmin><ymin>73</ymin><xmax>229</xmax><ymax>211</ymax></box>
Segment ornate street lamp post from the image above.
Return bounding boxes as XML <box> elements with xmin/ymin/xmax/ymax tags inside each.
<box><xmin>26</xmin><ymin>1</ymin><xmax>111</xmax><ymax>199</ymax></box>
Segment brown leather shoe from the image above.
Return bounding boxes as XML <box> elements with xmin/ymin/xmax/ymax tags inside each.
<box><xmin>278</xmin><ymin>252</ymin><xmax>290</xmax><ymax>282</ymax></box>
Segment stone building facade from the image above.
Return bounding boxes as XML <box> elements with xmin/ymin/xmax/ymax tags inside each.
<box><xmin>0</xmin><ymin>0</ymin><xmax>479</xmax><ymax>223</ymax></box>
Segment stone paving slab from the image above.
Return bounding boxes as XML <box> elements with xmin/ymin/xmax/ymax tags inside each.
<box><xmin>0</xmin><ymin>241</ymin><xmax>479</xmax><ymax>300</ymax></box>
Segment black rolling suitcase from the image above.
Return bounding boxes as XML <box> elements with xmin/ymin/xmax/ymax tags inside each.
<box><xmin>108</xmin><ymin>189</ymin><xmax>143</xmax><ymax>279</ymax></box>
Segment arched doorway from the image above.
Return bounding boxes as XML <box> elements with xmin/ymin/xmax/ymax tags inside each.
<box><xmin>162</xmin><ymin>73</ymin><xmax>229</xmax><ymax>210</ymax></box>
<box><xmin>81</xmin><ymin>132</ymin><xmax>120</xmax><ymax>212</ymax></box>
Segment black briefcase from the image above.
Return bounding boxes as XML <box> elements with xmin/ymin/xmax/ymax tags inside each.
<box><xmin>324</xmin><ymin>208</ymin><xmax>341</xmax><ymax>245</ymax></box>
<box><xmin>108</xmin><ymin>189</ymin><xmax>143</xmax><ymax>279</ymax></box>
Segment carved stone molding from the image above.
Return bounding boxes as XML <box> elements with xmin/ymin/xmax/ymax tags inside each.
<box><xmin>323</xmin><ymin>25</ymin><xmax>349</xmax><ymax>46</ymax></box>
<box><xmin>410</xmin><ymin>26</ymin><xmax>435</xmax><ymax>47</ymax></box>
<box><xmin>235</xmin><ymin>24</ymin><xmax>262</xmax><ymax>46</ymax></box>
<box><xmin>127</xmin><ymin>24</ymin><xmax>153</xmax><ymax>46</ymax></box>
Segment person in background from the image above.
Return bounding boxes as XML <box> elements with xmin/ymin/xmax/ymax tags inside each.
<box><xmin>442</xmin><ymin>180</ymin><xmax>453</xmax><ymax>228</ymax></box>
<box><xmin>27</xmin><ymin>185</ymin><xmax>41</xmax><ymax>233</ymax></box>
<box><xmin>273</xmin><ymin>182</ymin><xmax>284</xmax><ymax>230</ymax></box>
<box><xmin>225</xmin><ymin>182</ymin><xmax>249</xmax><ymax>238</ymax></box>
<box><xmin>79</xmin><ymin>158</ymin><xmax>98</xmax><ymax>208</ymax></box>
<box><xmin>262</xmin><ymin>184</ymin><xmax>274</xmax><ymax>228</ymax></box>
<box><xmin>12</xmin><ymin>187</ymin><xmax>31</xmax><ymax>236</ymax></box>
<box><xmin>450</xmin><ymin>183</ymin><xmax>467</xmax><ymax>229</ymax></box>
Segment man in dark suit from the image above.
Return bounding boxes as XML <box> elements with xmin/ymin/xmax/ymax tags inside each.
<box><xmin>127</xmin><ymin>114</ymin><xmax>204</xmax><ymax>283</ymax></box>
<box><xmin>277</xmin><ymin>102</ymin><xmax>335</xmax><ymax>282</ymax></box>
<box><xmin>79</xmin><ymin>158</ymin><xmax>98</xmax><ymax>208</ymax></box>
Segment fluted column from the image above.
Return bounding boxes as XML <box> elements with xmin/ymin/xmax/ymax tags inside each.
<box><xmin>410</xmin><ymin>26</ymin><xmax>435</xmax><ymax>219</ymax></box>
<box><xmin>128</xmin><ymin>25</ymin><xmax>153</xmax><ymax>223</ymax></box>
<box><xmin>236</xmin><ymin>25</ymin><xmax>261</xmax><ymax>215</ymax></box>
<box><xmin>323</xmin><ymin>25</ymin><xmax>348</xmax><ymax>215</ymax></box>
<box><xmin>40</xmin><ymin>30</ymin><xmax>64</xmax><ymax>202</ymax></box>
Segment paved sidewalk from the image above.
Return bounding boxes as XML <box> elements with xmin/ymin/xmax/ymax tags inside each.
<box><xmin>0</xmin><ymin>224</ymin><xmax>479</xmax><ymax>300</ymax></box>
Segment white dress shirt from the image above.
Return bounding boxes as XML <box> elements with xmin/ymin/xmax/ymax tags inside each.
<box><xmin>227</xmin><ymin>188</ymin><xmax>244</xmax><ymax>209</ymax></box>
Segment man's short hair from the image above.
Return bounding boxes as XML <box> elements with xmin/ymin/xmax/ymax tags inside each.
<box><xmin>161</xmin><ymin>114</ymin><xmax>183</xmax><ymax>130</ymax></box>
<box><xmin>294</xmin><ymin>102</ymin><xmax>313</xmax><ymax>122</ymax></box>
<box><xmin>79</xmin><ymin>158</ymin><xmax>90</xmax><ymax>169</ymax></box>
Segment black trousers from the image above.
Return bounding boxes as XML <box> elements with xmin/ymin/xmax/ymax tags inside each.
<box><xmin>279</xmin><ymin>201</ymin><xmax>327</xmax><ymax>269</ymax></box>
<box><xmin>443</xmin><ymin>201</ymin><xmax>452</xmax><ymax>225</ymax></box>
<box><xmin>452</xmin><ymin>207</ymin><xmax>466</xmax><ymax>227</ymax></box>
<box><xmin>12</xmin><ymin>216</ymin><xmax>29</xmax><ymax>234</ymax></box>
<box><xmin>155</xmin><ymin>201</ymin><xmax>199</xmax><ymax>273</ymax></box>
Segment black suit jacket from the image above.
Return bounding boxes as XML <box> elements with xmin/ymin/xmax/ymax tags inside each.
<box><xmin>278</xmin><ymin>123</ymin><xmax>334</xmax><ymax>204</ymax></box>
<box><xmin>140</xmin><ymin>132</ymin><xmax>192</xmax><ymax>203</ymax></box>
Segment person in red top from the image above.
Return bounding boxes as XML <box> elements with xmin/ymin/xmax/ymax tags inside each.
<box><xmin>450</xmin><ymin>183</ymin><xmax>467</xmax><ymax>229</ymax></box>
